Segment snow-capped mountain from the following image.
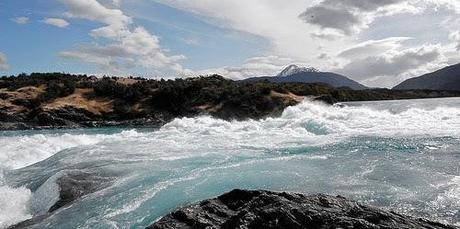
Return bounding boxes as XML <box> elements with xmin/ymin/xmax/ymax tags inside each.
<box><xmin>242</xmin><ymin>64</ymin><xmax>367</xmax><ymax>90</ymax></box>
<box><xmin>277</xmin><ymin>65</ymin><xmax>319</xmax><ymax>77</ymax></box>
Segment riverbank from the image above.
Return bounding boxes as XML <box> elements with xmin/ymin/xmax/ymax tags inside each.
<box><xmin>2</xmin><ymin>73</ymin><xmax>460</xmax><ymax>130</ymax></box>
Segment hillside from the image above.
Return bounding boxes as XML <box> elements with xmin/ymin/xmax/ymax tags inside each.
<box><xmin>394</xmin><ymin>63</ymin><xmax>460</xmax><ymax>90</ymax></box>
<box><xmin>1</xmin><ymin>73</ymin><xmax>460</xmax><ymax>130</ymax></box>
<box><xmin>242</xmin><ymin>65</ymin><xmax>367</xmax><ymax>90</ymax></box>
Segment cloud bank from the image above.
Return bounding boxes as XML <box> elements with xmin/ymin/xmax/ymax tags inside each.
<box><xmin>154</xmin><ymin>0</ymin><xmax>459</xmax><ymax>86</ymax></box>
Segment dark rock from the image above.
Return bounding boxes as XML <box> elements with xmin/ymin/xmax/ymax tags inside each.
<box><xmin>149</xmin><ymin>189</ymin><xmax>457</xmax><ymax>229</ymax></box>
<box><xmin>0</xmin><ymin>122</ymin><xmax>29</xmax><ymax>130</ymax></box>
<box><xmin>46</xmin><ymin>106</ymin><xmax>94</xmax><ymax>122</ymax></box>
<box><xmin>34</xmin><ymin>111</ymin><xmax>75</xmax><ymax>127</ymax></box>
<box><xmin>7</xmin><ymin>215</ymin><xmax>48</xmax><ymax>229</ymax></box>
<box><xmin>0</xmin><ymin>110</ymin><xmax>24</xmax><ymax>122</ymax></box>
<box><xmin>313</xmin><ymin>94</ymin><xmax>338</xmax><ymax>104</ymax></box>
<box><xmin>8</xmin><ymin>172</ymin><xmax>114</xmax><ymax>229</ymax></box>
<box><xmin>48</xmin><ymin>172</ymin><xmax>114</xmax><ymax>212</ymax></box>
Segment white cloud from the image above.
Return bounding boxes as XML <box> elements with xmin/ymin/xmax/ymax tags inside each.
<box><xmin>153</xmin><ymin>0</ymin><xmax>335</xmax><ymax>65</ymax></box>
<box><xmin>299</xmin><ymin>0</ymin><xmax>423</xmax><ymax>35</ymax></box>
<box><xmin>62</xmin><ymin>0</ymin><xmax>131</xmax><ymax>37</ymax></box>
<box><xmin>337</xmin><ymin>44</ymin><xmax>446</xmax><ymax>87</ymax></box>
<box><xmin>0</xmin><ymin>52</ymin><xmax>9</xmax><ymax>71</ymax></box>
<box><xmin>338</xmin><ymin>37</ymin><xmax>411</xmax><ymax>59</ymax></box>
<box><xmin>449</xmin><ymin>31</ymin><xmax>460</xmax><ymax>51</ymax></box>
<box><xmin>334</xmin><ymin>37</ymin><xmax>453</xmax><ymax>88</ymax></box>
<box><xmin>153</xmin><ymin>0</ymin><xmax>460</xmax><ymax>86</ymax></box>
<box><xmin>52</xmin><ymin>0</ymin><xmax>460</xmax><ymax>84</ymax></box>
<box><xmin>425</xmin><ymin>0</ymin><xmax>460</xmax><ymax>13</ymax></box>
<box><xmin>11</xmin><ymin>17</ymin><xmax>29</xmax><ymax>25</ymax></box>
<box><xmin>59</xmin><ymin>0</ymin><xmax>187</xmax><ymax>74</ymax></box>
<box><xmin>43</xmin><ymin>18</ymin><xmax>70</xmax><ymax>28</ymax></box>
<box><xmin>112</xmin><ymin>0</ymin><xmax>121</xmax><ymax>7</ymax></box>
<box><xmin>195</xmin><ymin>55</ymin><xmax>310</xmax><ymax>80</ymax></box>
<box><xmin>332</xmin><ymin>27</ymin><xmax>460</xmax><ymax>87</ymax></box>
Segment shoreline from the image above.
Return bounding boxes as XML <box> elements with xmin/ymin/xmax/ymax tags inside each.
<box><xmin>2</xmin><ymin>96</ymin><xmax>460</xmax><ymax>131</ymax></box>
<box><xmin>2</xmin><ymin>73</ymin><xmax>460</xmax><ymax>131</ymax></box>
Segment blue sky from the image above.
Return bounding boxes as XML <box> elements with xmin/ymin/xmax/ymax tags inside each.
<box><xmin>0</xmin><ymin>0</ymin><xmax>267</xmax><ymax>76</ymax></box>
<box><xmin>1</xmin><ymin>0</ymin><xmax>460</xmax><ymax>87</ymax></box>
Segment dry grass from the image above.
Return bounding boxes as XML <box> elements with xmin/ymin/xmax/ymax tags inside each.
<box><xmin>116</xmin><ymin>78</ymin><xmax>139</xmax><ymax>85</ymax></box>
<box><xmin>270</xmin><ymin>91</ymin><xmax>304</xmax><ymax>103</ymax></box>
<box><xmin>0</xmin><ymin>85</ymin><xmax>46</xmax><ymax>113</ymax></box>
<box><xmin>44</xmin><ymin>88</ymin><xmax>114</xmax><ymax>115</ymax></box>
<box><xmin>194</xmin><ymin>103</ymin><xmax>223</xmax><ymax>113</ymax></box>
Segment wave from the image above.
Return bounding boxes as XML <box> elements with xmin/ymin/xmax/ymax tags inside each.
<box><xmin>0</xmin><ymin>129</ymin><xmax>144</xmax><ymax>170</ymax></box>
<box><xmin>159</xmin><ymin>99</ymin><xmax>460</xmax><ymax>147</ymax></box>
<box><xmin>0</xmin><ymin>130</ymin><xmax>146</xmax><ymax>227</ymax></box>
<box><xmin>1</xmin><ymin>99</ymin><xmax>459</xmax><ymax>172</ymax></box>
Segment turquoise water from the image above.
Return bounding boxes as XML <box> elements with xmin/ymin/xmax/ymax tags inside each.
<box><xmin>0</xmin><ymin>98</ymin><xmax>459</xmax><ymax>228</ymax></box>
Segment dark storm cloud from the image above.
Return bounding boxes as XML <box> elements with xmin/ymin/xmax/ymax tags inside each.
<box><xmin>300</xmin><ymin>0</ymin><xmax>405</xmax><ymax>34</ymax></box>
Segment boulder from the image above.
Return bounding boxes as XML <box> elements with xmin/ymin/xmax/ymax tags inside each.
<box><xmin>150</xmin><ymin>189</ymin><xmax>457</xmax><ymax>229</ymax></box>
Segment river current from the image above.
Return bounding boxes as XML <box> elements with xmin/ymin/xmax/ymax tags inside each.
<box><xmin>0</xmin><ymin>97</ymin><xmax>459</xmax><ymax>228</ymax></box>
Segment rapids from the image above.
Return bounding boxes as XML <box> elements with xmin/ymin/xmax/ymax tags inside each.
<box><xmin>0</xmin><ymin>97</ymin><xmax>459</xmax><ymax>228</ymax></box>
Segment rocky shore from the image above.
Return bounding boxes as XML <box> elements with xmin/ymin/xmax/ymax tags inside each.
<box><xmin>2</xmin><ymin>73</ymin><xmax>460</xmax><ymax>131</ymax></box>
<box><xmin>150</xmin><ymin>189</ymin><xmax>457</xmax><ymax>229</ymax></box>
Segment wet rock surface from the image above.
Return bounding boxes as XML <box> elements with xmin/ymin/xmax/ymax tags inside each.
<box><xmin>150</xmin><ymin>189</ymin><xmax>458</xmax><ymax>229</ymax></box>
<box><xmin>48</xmin><ymin>172</ymin><xmax>113</xmax><ymax>212</ymax></box>
<box><xmin>8</xmin><ymin>172</ymin><xmax>113</xmax><ymax>229</ymax></box>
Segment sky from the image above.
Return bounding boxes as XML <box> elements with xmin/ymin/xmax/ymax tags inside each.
<box><xmin>0</xmin><ymin>0</ymin><xmax>460</xmax><ymax>88</ymax></box>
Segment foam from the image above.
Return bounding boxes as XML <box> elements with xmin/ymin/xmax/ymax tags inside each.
<box><xmin>0</xmin><ymin>130</ymin><xmax>146</xmax><ymax>170</ymax></box>
<box><xmin>2</xmin><ymin>99</ymin><xmax>460</xmax><ymax>172</ymax></box>
<box><xmin>430</xmin><ymin>176</ymin><xmax>460</xmax><ymax>225</ymax></box>
<box><xmin>0</xmin><ymin>185</ymin><xmax>32</xmax><ymax>228</ymax></box>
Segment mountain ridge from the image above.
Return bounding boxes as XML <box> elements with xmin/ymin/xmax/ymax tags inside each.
<box><xmin>277</xmin><ymin>64</ymin><xmax>319</xmax><ymax>77</ymax></box>
<box><xmin>394</xmin><ymin>63</ymin><xmax>460</xmax><ymax>91</ymax></box>
<box><xmin>242</xmin><ymin>65</ymin><xmax>368</xmax><ymax>90</ymax></box>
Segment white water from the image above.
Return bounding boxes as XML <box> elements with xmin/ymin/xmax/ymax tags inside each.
<box><xmin>1</xmin><ymin>98</ymin><xmax>459</xmax><ymax>228</ymax></box>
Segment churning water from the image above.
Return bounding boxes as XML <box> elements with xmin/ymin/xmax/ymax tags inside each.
<box><xmin>0</xmin><ymin>97</ymin><xmax>459</xmax><ymax>228</ymax></box>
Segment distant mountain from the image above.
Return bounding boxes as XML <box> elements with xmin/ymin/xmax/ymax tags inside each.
<box><xmin>277</xmin><ymin>64</ymin><xmax>320</xmax><ymax>77</ymax></box>
<box><xmin>394</xmin><ymin>63</ymin><xmax>460</xmax><ymax>91</ymax></box>
<box><xmin>242</xmin><ymin>65</ymin><xmax>367</xmax><ymax>90</ymax></box>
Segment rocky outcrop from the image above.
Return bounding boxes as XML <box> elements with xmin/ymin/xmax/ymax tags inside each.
<box><xmin>9</xmin><ymin>172</ymin><xmax>114</xmax><ymax>229</ymax></box>
<box><xmin>150</xmin><ymin>189</ymin><xmax>457</xmax><ymax>229</ymax></box>
<box><xmin>48</xmin><ymin>172</ymin><xmax>113</xmax><ymax>212</ymax></box>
